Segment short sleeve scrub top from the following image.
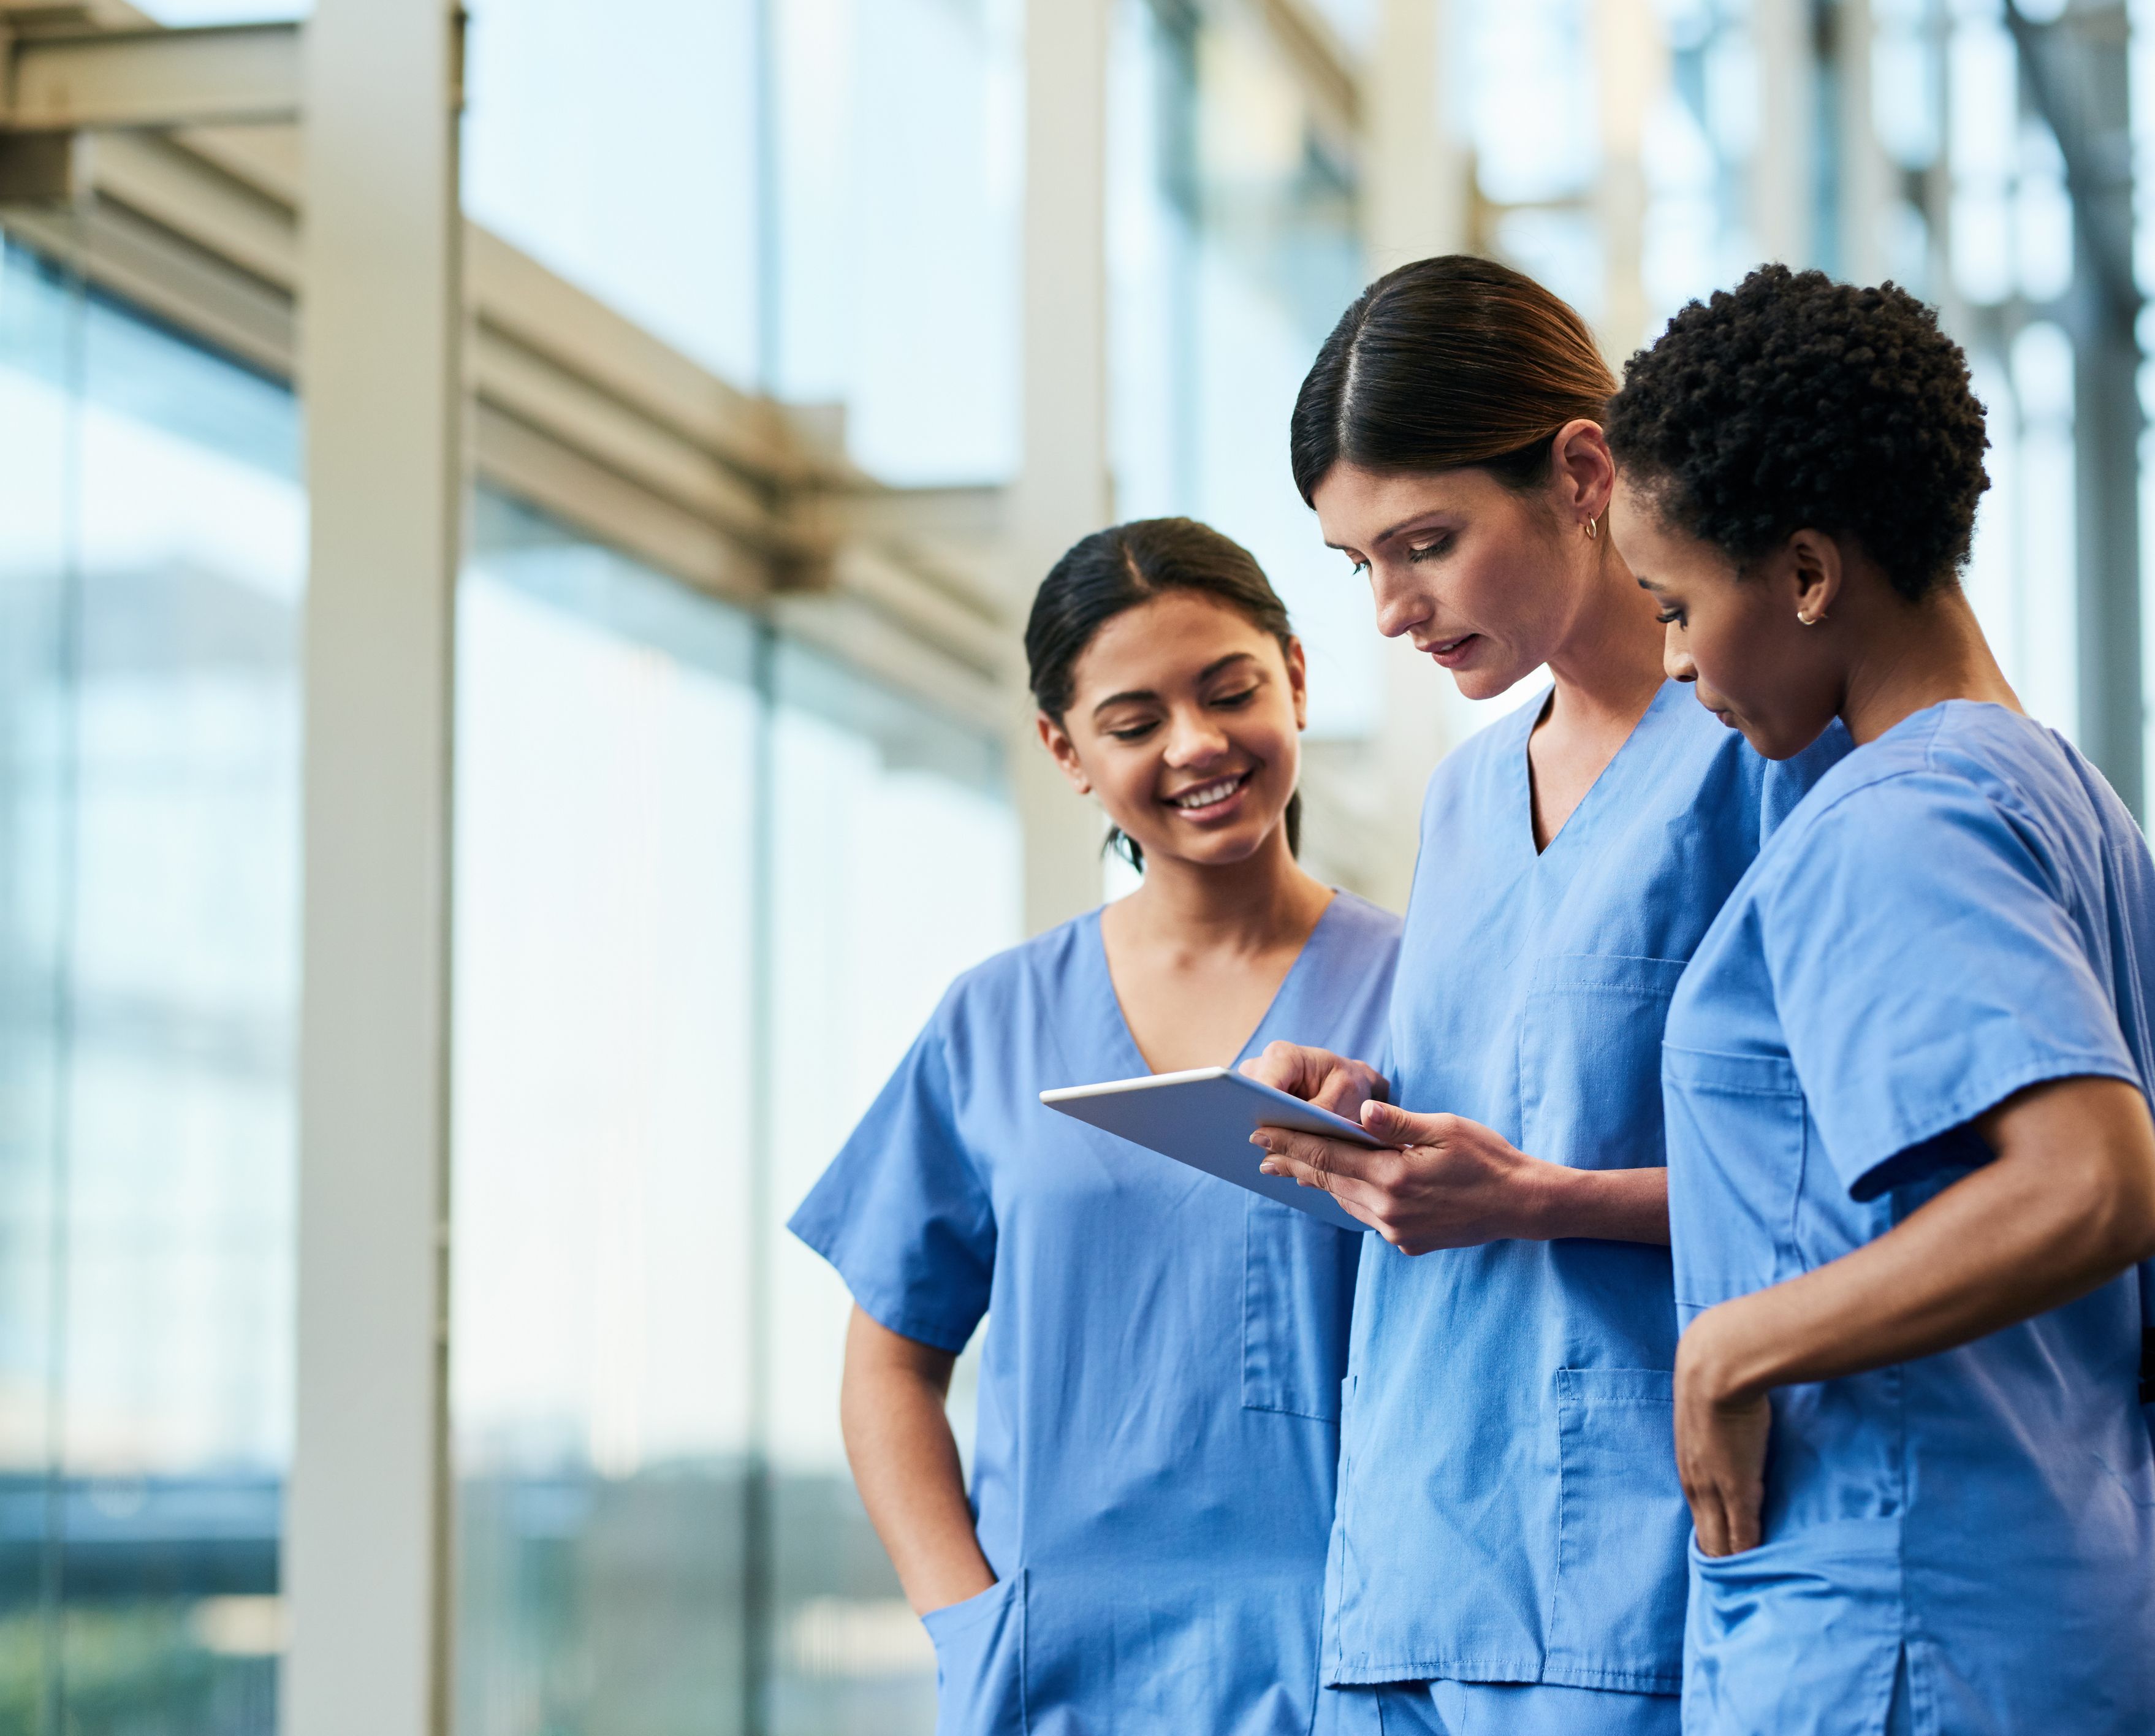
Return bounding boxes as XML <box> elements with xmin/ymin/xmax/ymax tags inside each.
<box><xmin>1325</xmin><ymin>682</ymin><xmax>1842</xmax><ymax>1732</ymax></box>
<box><xmin>1663</xmin><ymin>702</ymin><xmax>2155</xmax><ymax>1735</ymax></box>
<box><xmin>789</xmin><ymin>891</ymin><xmax>1402</xmax><ymax>1736</ymax></box>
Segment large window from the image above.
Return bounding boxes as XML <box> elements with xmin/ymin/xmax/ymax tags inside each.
<box><xmin>450</xmin><ymin>497</ymin><xmax>1020</xmax><ymax>1736</ymax></box>
<box><xmin>0</xmin><ymin>243</ymin><xmax>303</xmax><ymax>1736</ymax></box>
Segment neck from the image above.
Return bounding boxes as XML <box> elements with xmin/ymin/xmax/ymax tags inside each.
<box><xmin>1119</xmin><ymin>824</ymin><xmax>1329</xmax><ymax>954</ymax></box>
<box><xmin>1838</xmin><ymin>584</ymin><xmax>2020</xmax><ymax>747</ymax></box>
<box><xmin>1541</xmin><ymin>539</ymin><xmax>1669</xmax><ymax>732</ymax></box>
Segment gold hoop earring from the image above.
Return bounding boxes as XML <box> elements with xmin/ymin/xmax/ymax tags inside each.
<box><xmin>1798</xmin><ymin>610</ymin><xmax>1827</xmax><ymax>627</ymax></box>
<box><xmin>1584</xmin><ymin>516</ymin><xmax>1600</xmax><ymax>541</ymax></box>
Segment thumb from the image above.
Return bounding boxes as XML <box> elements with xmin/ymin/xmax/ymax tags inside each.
<box><xmin>1361</xmin><ymin>1099</ymin><xmax>1412</xmax><ymax>1144</ymax></box>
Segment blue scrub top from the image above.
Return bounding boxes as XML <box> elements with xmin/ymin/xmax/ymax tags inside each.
<box><xmin>1326</xmin><ymin>680</ymin><xmax>1842</xmax><ymax>1696</ymax></box>
<box><xmin>790</xmin><ymin>891</ymin><xmax>1401</xmax><ymax>1736</ymax></box>
<box><xmin>1663</xmin><ymin>701</ymin><xmax>2155</xmax><ymax>1735</ymax></box>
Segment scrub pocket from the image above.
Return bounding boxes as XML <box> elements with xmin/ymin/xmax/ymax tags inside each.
<box><xmin>1684</xmin><ymin>1526</ymin><xmax>1901</xmax><ymax>1736</ymax></box>
<box><xmin>921</xmin><ymin>1572</ymin><xmax>1027</xmax><ymax>1736</ymax></box>
<box><xmin>1519</xmin><ymin>954</ymin><xmax>1690</xmax><ymax>1172</ymax></box>
<box><xmin>1243</xmin><ymin>1194</ymin><xmax>1359</xmax><ymax>1419</ymax></box>
<box><xmin>1660</xmin><ymin>1045</ymin><xmax>1810</xmax><ymax>1311</ymax></box>
<box><xmin>1547</xmin><ymin>1367</ymin><xmax>1688</xmax><ymax>1692</ymax></box>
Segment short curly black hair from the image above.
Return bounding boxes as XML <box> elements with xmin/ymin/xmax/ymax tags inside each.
<box><xmin>1605</xmin><ymin>265</ymin><xmax>1990</xmax><ymax>602</ymax></box>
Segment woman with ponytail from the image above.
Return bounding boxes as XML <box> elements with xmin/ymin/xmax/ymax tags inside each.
<box><xmin>1244</xmin><ymin>257</ymin><xmax>1845</xmax><ymax>1734</ymax></box>
<box><xmin>791</xmin><ymin>517</ymin><xmax>1401</xmax><ymax>1735</ymax></box>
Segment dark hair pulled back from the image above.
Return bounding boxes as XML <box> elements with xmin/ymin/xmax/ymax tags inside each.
<box><xmin>1025</xmin><ymin>516</ymin><xmax>1302</xmax><ymax>872</ymax></box>
<box><xmin>1290</xmin><ymin>254</ymin><xmax>1617</xmax><ymax>504</ymax></box>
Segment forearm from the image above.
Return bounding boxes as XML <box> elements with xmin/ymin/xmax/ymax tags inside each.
<box><xmin>840</xmin><ymin>1312</ymin><xmax>995</xmax><ymax>1615</ymax></box>
<box><xmin>1521</xmin><ymin>1163</ymin><xmax>1670</xmax><ymax>1245</ymax></box>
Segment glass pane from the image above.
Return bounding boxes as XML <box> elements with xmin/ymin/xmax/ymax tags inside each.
<box><xmin>763</xmin><ymin>642</ymin><xmax>1019</xmax><ymax>1735</ymax></box>
<box><xmin>0</xmin><ymin>241</ymin><xmax>303</xmax><ymax>1736</ymax></box>
<box><xmin>772</xmin><ymin>0</ymin><xmax>1023</xmax><ymax>484</ymax></box>
<box><xmin>463</xmin><ymin>0</ymin><xmax>762</xmax><ymax>383</ymax></box>
<box><xmin>452</xmin><ymin>492</ymin><xmax>759</xmax><ymax>1736</ymax></box>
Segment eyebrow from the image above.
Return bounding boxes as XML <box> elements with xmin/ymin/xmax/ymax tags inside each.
<box><xmin>1090</xmin><ymin>651</ymin><xmax>1259</xmax><ymax>718</ymax></box>
<box><xmin>1635</xmin><ymin>574</ymin><xmax>1665</xmax><ymax>592</ymax></box>
<box><xmin>1324</xmin><ymin>511</ymin><xmax>1450</xmax><ymax>554</ymax></box>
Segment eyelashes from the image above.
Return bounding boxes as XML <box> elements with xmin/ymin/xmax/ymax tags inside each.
<box><xmin>1346</xmin><ymin>535</ymin><xmax>1454</xmax><ymax>576</ymax></box>
<box><xmin>1103</xmin><ymin>687</ymin><xmax>1261</xmax><ymax>742</ymax></box>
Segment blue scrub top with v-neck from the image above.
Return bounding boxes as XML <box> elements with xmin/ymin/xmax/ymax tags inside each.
<box><xmin>1323</xmin><ymin>680</ymin><xmax>1844</xmax><ymax>1699</ymax></box>
<box><xmin>789</xmin><ymin>891</ymin><xmax>1401</xmax><ymax>1736</ymax></box>
<box><xmin>1663</xmin><ymin>702</ymin><xmax>2155</xmax><ymax>1736</ymax></box>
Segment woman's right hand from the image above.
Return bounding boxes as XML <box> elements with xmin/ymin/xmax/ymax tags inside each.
<box><xmin>1241</xmin><ymin>1041</ymin><xmax>1389</xmax><ymax>1121</ymax></box>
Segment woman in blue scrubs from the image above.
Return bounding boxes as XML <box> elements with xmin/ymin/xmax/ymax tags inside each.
<box><xmin>1245</xmin><ymin>256</ymin><xmax>1842</xmax><ymax>1734</ymax></box>
<box><xmin>1607</xmin><ymin>267</ymin><xmax>2155</xmax><ymax>1733</ymax></box>
<box><xmin>789</xmin><ymin>517</ymin><xmax>1401</xmax><ymax>1735</ymax></box>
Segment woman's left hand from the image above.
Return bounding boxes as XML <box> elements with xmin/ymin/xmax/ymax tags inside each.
<box><xmin>1250</xmin><ymin>1103</ymin><xmax>1556</xmax><ymax>1254</ymax></box>
<box><xmin>1674</xmin><ymin>1305</ymin><xmax>1771</xmax><ymax>1558</ymax></box>
<box><xmin>1250</xmin><ymin>1102</ymin><xmax>1671</xmax><ymax>1252</ymax></box>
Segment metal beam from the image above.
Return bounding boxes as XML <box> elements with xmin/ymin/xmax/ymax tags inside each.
<box><xmin>283</xmin><ymin>2</ymin><xmax>463</xmax><ymax>1735</ymax></box>
<box><xmin>1</xmin><ymin>22</ymin><xmax>300</xmax><ymax>131</ymax></box>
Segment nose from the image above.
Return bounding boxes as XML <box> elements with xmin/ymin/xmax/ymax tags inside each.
<box><xmin>1370</xmin><ymin>567</ymin><xmax>1429</xmax><ymax>641</ymax></box>
<box><xmin>1663</xmin><ymin>637</ymin><xmax>1698</xmax><ymax>685</ymax></box>
<box><xmin>1163</xmin><ymin>706</ymin><xmax>1231</xmax><ymax>767</ymax></box>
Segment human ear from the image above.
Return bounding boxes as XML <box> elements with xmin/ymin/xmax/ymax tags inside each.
<box><xmin>1036</xmin><ymin>711</ymin><xmax>1092</xmax><ymax>795</ymax></box>
<box><xmin>1787</xmin><ymin>529</ymin><xmax>1844</xmax><ymax>626</ymax></box>
<box><xmin>1549</xmin><ymin>418</ymin><xmax>1616</xmax><ymax>526</ymax></box>
<box><xmin>1284</xmin><ymin>636</ymin><xmax>1309</xmax><ymax>730</ymax></box>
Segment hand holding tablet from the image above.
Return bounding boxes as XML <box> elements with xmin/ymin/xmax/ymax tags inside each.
<box><xmin>1040</xmin><ymin>1065</ymin><xmax>1390</xmax><ymax>1232</ymax></box>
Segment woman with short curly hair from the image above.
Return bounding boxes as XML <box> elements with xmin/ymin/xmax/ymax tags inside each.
<box><xmin>1610</xmin><ymin>264</ymin><xmax>2155</xmax><ymax>1734</ymax></box>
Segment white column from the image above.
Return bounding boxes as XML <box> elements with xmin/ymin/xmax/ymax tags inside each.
<box><xmin>1359</xmin><ymin>0</ymin><xmax>1464</xmax><ymax>900</ymax></box>
<box><xmin>1363</xmin><ymin>0</ymin><xmax>1465</xmax><ymax>274</ymax></box>
<box><xmin>1013</xmin><ymin>0</ymin><xmax>1114</xmax><ymax>934</ymax></box>
<box><xmin>1752</xmin><ymin>0</ymin><xmax>1816</xmax><ymax>267</ymax></box>
<box><xmin>1836</xmin><ymin>0</ymin><xmax>1890</xmax><ymax>283</ymax></box>
<box><xmin>283</xmin><ymin>3</ymin><xmax>463</xmax><ymax>1735</ymax></box>
<box><xmin>1595</xmin><ymin>0</ymin><xmax>1663</xmax><ymax>359</ymax></box>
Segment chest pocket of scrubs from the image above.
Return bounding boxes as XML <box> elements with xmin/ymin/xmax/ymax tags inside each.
<box><xmin>1662</xmin><ymin>1045</ymin><xmax>1810</xmax><ymax>1311</ymax></box>
<box><xmin>1243</xmin><ymin>1195</ymin><xmax>1359</xmax><ymax>1419</ymax></box>
<box><xmin>1519</xmin><ymin>954</ymin><xmax>1690</xmax><ymax>1173</ymax></box>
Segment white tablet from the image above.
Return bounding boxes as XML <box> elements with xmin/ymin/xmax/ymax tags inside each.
<box><xmin>1039</xmin><ymin>1065</ymin><xmax>1385</xmax><ymax>1233</ymax></box>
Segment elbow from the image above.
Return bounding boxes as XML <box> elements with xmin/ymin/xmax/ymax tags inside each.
<box><xmin>2062</xmin><ymin>1144</ymin><xmax>2155</xmax><ymax>1275</ymax></box>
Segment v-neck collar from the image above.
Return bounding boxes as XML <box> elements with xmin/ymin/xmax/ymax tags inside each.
<box><xmin>1090</xmin><ymin>891</ymin><xmax>1345</xmax><ymax>1079</ymax></box>
<box><xmin>1518</xmin><ymin>678</ymin><xmax>1678</xmax><ymax>862</ymax></box>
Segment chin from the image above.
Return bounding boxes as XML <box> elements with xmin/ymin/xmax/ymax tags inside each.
<box><xmin>1143</xmin><ymin>822</ymin><xmax>1274</xmax><ymax>872</ymax></box>
<box><xmin>1451</xmin><ymin>661</ymin><xmax>1531</xmax><ymax>704</ymax></box>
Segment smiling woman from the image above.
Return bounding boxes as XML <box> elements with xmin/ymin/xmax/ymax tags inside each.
<box><xmin>785</xmin><ymin>516</ymin><xmax>1402</xmax><ymax>1736</ymax></box>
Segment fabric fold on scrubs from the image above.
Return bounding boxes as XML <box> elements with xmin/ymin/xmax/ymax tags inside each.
<box><xmin>1326</xmin><ymin>680</ymin><xmax>1844</xmax><ymax>1706</ymax></box>
<box><xmin>1664</xmin><ymin>701</ymin><xmax>2155</xmax><ymax>1736</ymax></box>
<box><xmin>791</xmin><ymin>891</ymin><xmax>1401</xmax><ymax>1736</ymax></box>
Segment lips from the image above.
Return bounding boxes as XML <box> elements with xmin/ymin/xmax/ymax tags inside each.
<box><xmin>1418</xmin><ymin>632</ymin><xmax>1479</xmax><ymax>666</ymax></box>
<box><xmin>1163</xmin><ymin>769</ymin><xmax>1253</xmax><ymax>817</ymax></box>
